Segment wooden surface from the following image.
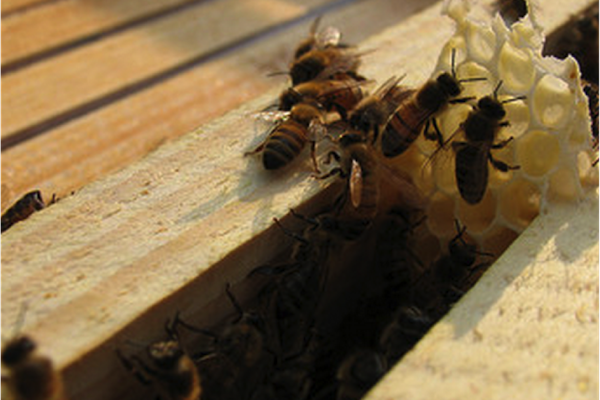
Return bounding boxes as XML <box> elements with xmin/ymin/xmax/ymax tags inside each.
<box><xmin>1</xmin><ymin>0</ymin><xmax>435</xmax><ymax>211</ymax></box>
<box><xmin>1</xmin><ymin>0</ymin><xmax>597</xmax><ymax>399</ymax></box>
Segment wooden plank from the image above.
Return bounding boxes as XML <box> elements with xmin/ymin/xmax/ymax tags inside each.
<box><xmin>2</xmin><ymin>0</ymin><xmax>199</xmax><ymax>68</ymax></box>
<box><xmin>1</xmin><ymin>0</ymin><xmax>434</xmax><ymax>212</ymax></box>
<box><xmin>1</xmin><ymin>0</ymin><xmax>330</xmax><ymax>139</ymax></box>
<box><xmin>1</xmin><ymin>0</ymin><xmax>53</xmax><ymax>15</ymax></box>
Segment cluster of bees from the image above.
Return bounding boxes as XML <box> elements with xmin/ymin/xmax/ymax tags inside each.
<box><xmin>2</xmin><ymin>1</ymin><xmax>598</xmax><ymax>399</ymax></box>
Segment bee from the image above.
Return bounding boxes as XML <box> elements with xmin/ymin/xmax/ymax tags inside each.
<box><xmin>117</xmin><ymin>322</ymin><xmax>201</xmax><ymax>400</ymax></box>
<box><xmin>292</xmin><ymin>16</ymin><xmax>345</xmax><ymax>60</ymax></box>
<box><xmin>380</xmin><ymin>50</ymin><xmax>484</xmax><ymax>158</ymax></box>
<box><xmin>583</xmin><ymin>81</ymin><xmax>599</xmax><ymax>166</ymax></box>
<box><xmin>348</xmin><ymin>76</ymin><xmax>415</xmax><ymax>143</ymax></box>
<box><xmin>2</xmin><ymin>335</ymin><xmax>65</xmax><ymax>400</ymax></box>
<box><xmin>249</xmin><ymin>216</ymin><xmax>331</xmax><ymax>357</ymax></box>
<box><xmin>278</xmin><ymin>78</ymin><xmax>369</xmax><ymax>119</ymax></box>
<box><xmin>378</xmin><ymin>305</ymin><xmax>433</xmax><ymax>365</ymax></box>
<box><xmin>493</xmin><ymin>0</ymin><xmax>528</xmax><ymax>25</ymax></box>
<box><xmin>453</xmin><ymin>82</ymin><xmax>522</xmax><ymax>205</ymax></box>
<box><xmin>335</xmin><ymin>349</ymin><xmax>388</xmax><ymax>400</ymax></box>
<box><xmin>245</xmin><ymin>100</ymin><xmax>327</xmax><ymax>171</ymax></box>
<box><xmin>290</xmin><ymin>46</ymin><xmax>363</xmax><ymax>86</ymax></box>
<box><xmin>431</xmin><ymin>221</ymin><xmax>493</xmax><ymax>305</ymax></box>
<box><xmin>317</xmin><ymin>131</ymin><xmax>379</xmax><ymax>222</ymax></box>
<box><xmin>175</xmin><ymin>284</ymin><xmax>271</xmax><ymax>400</ymax></box>
<box><xmin>2</xmin><ymin>190</ymin><xmax>46</xmax><ymax>233</ymax></box>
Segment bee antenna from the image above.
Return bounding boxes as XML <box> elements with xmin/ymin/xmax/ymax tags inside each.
<box><xmin>457</xmin><ymin>77</ymin><xmax>487</xmax><ymax>83</ymax></box>
<box><xmin>493</xmin><ymin>80</ymin><xmax>504</xmax><ymax>99</ymax></box>
<box><xmin>501</xmin><ymin>95</ymin><xmax>527</xmax><ymax>104</ymax></box>
<box><xmin>273</xmin><ymin>217</ymin><xmax>309</xmax><ymax>244</ymax></box>
<box><xmin>451</xmin><ymin>48</ymin><xmax>457</xmax><ymax>78</ymax></box>
<box><xmin>453</xmin><ymin>219</ymin><xmax>468</xmax><ymax>242</ymax></box>
<box><xmin>266</xmin><ymin>71</ymin><xmax>291</xmax><ymax>78</ymax></box>
<box><xmin>225</xmin><ymin>283</ymin><xmax>244</xmax><ymax>323</ymax></box>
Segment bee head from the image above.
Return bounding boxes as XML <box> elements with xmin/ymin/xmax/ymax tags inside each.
<box><xmin>148</xmin><ymin>340</ymin><xmax>183</xmax><ymax>369</ymax></box>
<box><xmin>2</xmin><ymin>335</ymin><xmax>37</xmax><ymax>366</ymax></box>
<box><xmin>478</xmin><ymin>96</ymin><xmax>506</xmax><ymax>120</ymax></box>
<box><xmin>279</xmin><ymin>88</ymin><xmax>303</xmax><ymax>111</ymax></box>
<box><xmin>437</xmin><ymin>72</ymin><xmax>462</xmax><ymax>97</ymax></box>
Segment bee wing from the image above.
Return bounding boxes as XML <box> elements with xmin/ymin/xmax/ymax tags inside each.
<box><xmin>251</xmin><ymin>110</ymin><xmax>291</xmax><ymax>124</ymax></box>
<box><xmin>349</xmin><ymin>159</ymin><xmax>363</xmax><ymax>208</ymax></box>
<box><xmin>373</xmin><ymin>75</ymin><xmax>404</xmax><ymax>100</ymax></box>
<box><xmin>307</xmin><ymin>119</ymin><xmax>327</xmax><ymax>141</ymax></box>
<box><xmin>380</xmin><ymin>162</ymin><xmax>426</xmax><ymax>210</ymax></box>
<box><xmin>308</xmin><ymin>16</ymin><xmax>322</xmax><ymax>36</ymax></box>
<box><xmin>316</xmin><ymin>26</ymin><xmax>341</xmax><ymax>48</ymax></box>
<box><xmin>314</xmin><ymin>52</ymin><xmax>361</xmax><ymax>81</ymax></box>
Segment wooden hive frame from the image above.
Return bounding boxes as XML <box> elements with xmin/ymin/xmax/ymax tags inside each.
<box><xmin>2</xmin><ymin>0</ymin><xmax>598</xmax><ymax>399</ymax></box>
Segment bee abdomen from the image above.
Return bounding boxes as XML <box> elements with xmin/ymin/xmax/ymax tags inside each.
<box><xmin>381</xmin><ymin>107</ymin><xmax>421</xmax><ymax>158</ymax></box>
<box><xmin>454</xmin><ymin>143</ymin><xmax>489</xmax><ymax>204</ymax></box>
<box><xmin>263</xmin><ymin>124</ymin><xmax>307</xmax><ymax>170</ymax></box>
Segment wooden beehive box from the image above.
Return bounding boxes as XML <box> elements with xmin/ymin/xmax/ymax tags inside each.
<box><xmin>2</xmin><ymin>0</ymin><xmax>598</xmax><ymax>399</ymax></box>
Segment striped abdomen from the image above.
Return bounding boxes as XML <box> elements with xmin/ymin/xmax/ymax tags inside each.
<box><xmin>381</xmin><ymin>100</ymin><xmax>428</xmax><ymax>158</ymax></box>
<box><xmin>262</xmin><ymin>120</ymin><xmax>309</xmax><ymax>170</ymax></box>
<box><xmin>454</xmin><ymin>142</ymin><xmax>489</xmax><ymax>204</ymax></box>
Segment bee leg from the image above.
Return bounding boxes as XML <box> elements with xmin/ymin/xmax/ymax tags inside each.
<box><xmin>423</xmin><ymin>118</ymin><xmax>444</xmax><ymax>147</ymax></box>
<box><xmin>333</xmin><ymin>103</ymin><xmax>349</xmax><ymax>120</ymax></box>
<box><xmin>449</xmin><ymin>96</ymin><xmax>475</xmax><ymax>104</ymax></box>
<box><xmin>116</xmin><ymin>350</ymin><xmax>153</xmax><ymax>386</ymax></box>
<box><xmin>323</xmin><ymin>150</ymin><xmax>341</xmax><ymax>165</ymax></box>
<box><xmin>488</xmin><ymin>153</ymin><xmax>519</xmax><ymax>172</ymax></box>
<box><xmin>289</xmin><ymin>208</ymin><xmax>319</xmax><ymax>228</ymax></box>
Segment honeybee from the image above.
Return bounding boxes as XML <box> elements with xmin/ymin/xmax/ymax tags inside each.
<box><xmin>278</xmin><ymin>78</ymin><xmax>369</xmax><ymax>119</ymax></box>
<box><xmin>583</xmin><ymin>82</ymin><xmax>599</xmax><ymax>166</ymax></box>
<box><xmin>117</xmin><ymin>334</ymin><xmax>201</xmax><ymax>400</ymax></box>
<box><xmin>378</xmin><ymin>305</ymin><xmax>433</xmax><ymax>364</ymax></box>
<box><xmin>292</xmin><ymin>16</ymin><xmax>345</xmax><ymax>60</ymax></box>
<box><xmin>318</xmin><ymin>132</ymin><xmax>380</xmax><ymax>224</ymax></box>
<box><xmin>2</xmin><ymin>335</ymin><xmax>65</xmax><ymax>400</ymax></box>
<box><xmin>453</xmin><ymin>83</ymin><xmax>522</xmax><ymax>205</ymax></box>
<box><xmin>2</xmin><ymin>190</ymin><xmax>46</xmax><ymax>233</ymax></box>
<box><xmin>290</xmin><ymin>47</ymin><xmax>363</xmax><ymax>86</ymax></box>
<box><xmin>335</xmin><ymin>349</ymin><xmax>387</xmax><ymax>400</ymax></box>
<box><xmin>246</xmin><ymin>100</ymin><xmax>327</xmax><ymax>171</ymax></box>
<box><xmin>348</xmin><ymin>76</ymin><xmax>414</xmax><ymax>143</ymax></box>
<box><xmin>250</xmin><ymin>216</ymin><xmax>331</xmax><ymax>357</ymax></box>
<box><xmin>380</xmin><ymin>50</ymin><xmax>484</xmax><ymax>158</ymax></box>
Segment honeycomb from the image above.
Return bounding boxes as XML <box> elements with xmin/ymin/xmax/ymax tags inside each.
<box><xmin>387</xmin><ymin>0</ymin><xmax>598</xmax><ymax>254</ymax></box>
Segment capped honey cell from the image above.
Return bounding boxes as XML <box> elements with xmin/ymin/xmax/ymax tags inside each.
<box><xmin>426</xmin><ymin>191</ymin><xmax>457</xmax><ymax>237</ymax></box>
<box><xmin>516</xmin><ymin>130</ymin><xmax>561</xmax><ymax>177</ymax></box>
<box><xmin>548</xmin><ymin>165</ymin><xmax>582</xmax><ymax>202</ymax></box>
<box><xmin>532</xmin><ymin>74</ymin><xmax>574</xmax><ymax>129</ymax></box>
<box><xmin>502</xmin><ymin>98</ymin><xmax>530</xmax><ymax>138</ymax></box>
<box><xmin>466</xmin><ymin>21</ymin><xmax>497</xmax><ymax>63</ymax></box>
<box><xmin>498</xmin><ymin>178</ymin><xmax>541</xmax><ymax>231</ymax></box>
<box><xmin>498</xmin><ymin>42</ymin><xmax>536</xmax><ymax>93</ymax></box>
<box><xmin>481</xmin><ymin>225</ymin><xmax>520</xmax><ymax>255</ymax></box>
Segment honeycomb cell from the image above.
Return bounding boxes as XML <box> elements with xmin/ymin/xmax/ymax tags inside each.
<box><xmin>502</xmin><ymin>99</ymin><xmax>530</xmax><ymax>138</ymax></box>
<box><xmin>515</xmin><ymin>130</ymin><xmax>561</xmax><ymax>177</ymax></box>
<box><xmin>577</xmin><ymin>152</ymin><xmax>599</xmax><ymax>188</ymax></box>
<box><xmin>499</xmin><ymin>178</ymin><xmax>541</xmax><ymax>230</ymax></box>
<box><xmin>548</xmin><ymin>166</ymin><xmax>581</xmax><ymax>202</ymax></box>
<box><xmin>457</xmin><ymin>190</ymin><xmax>496</xmax><ymax>233</ymax></box>
<box><xmin>498</xmin><ymin>42</ymin><xmax>535</xmax><ymax>93</ymax></box>
<box><xmin>426</xmin><ymin>191</ymin><xmax>457</xmax><ymax>237</ymax></box>
<box><xmin>568</xmin><ymin>108</ymin><xmax>593</xmax><ymax>149</ymax></box>
<box><xmin>466</xmin><ymin>22</ymin><xmax>497</xmax><ymax>63</ymax></box>
<box><xmin>481</xmin><ymin>225</ymin><xmax>520</xmax><ymax>255</ymax></box>
<box><xmin>532</xmin><ymin>74</ymin><xmax>573</xmax><ymax>129</ymax></box>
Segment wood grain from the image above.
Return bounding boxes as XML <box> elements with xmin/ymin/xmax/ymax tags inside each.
<box><xmin>1</xmin><ymin>0</ymin><xmax>434</xmax><ymax>212</ymax></box>
<box><xmin>1</xmin><ymin>0</ymin><xmax>199</xmax><ymax>68</ymax></box>
<box><xmin>1</xmin><ymin>0</ymin><xmax>328</xmax><ymax>139</ymax></box>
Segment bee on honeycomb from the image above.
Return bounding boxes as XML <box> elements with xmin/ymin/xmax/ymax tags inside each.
<box><xmin>386</xmin><ymin>0</ymin><xmax>598</xmax><ymax>255</ymax></box>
